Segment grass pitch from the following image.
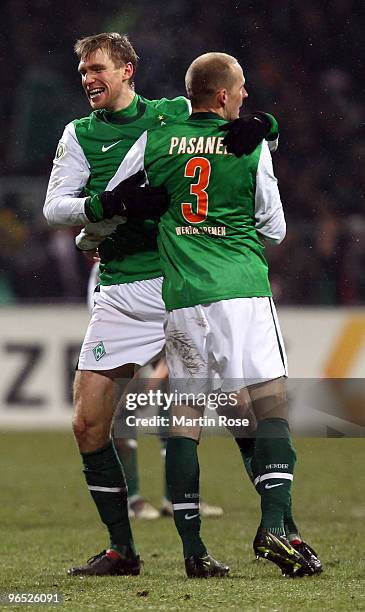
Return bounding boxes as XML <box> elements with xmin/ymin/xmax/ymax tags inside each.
<box><xmin>0</xmin><ymin>432</ymin><xmax>364</xmax><ymax>611</ymax></box>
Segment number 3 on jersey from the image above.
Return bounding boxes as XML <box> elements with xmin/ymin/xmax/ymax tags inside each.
<box><xmin>181</xmin><ymin>157</ymin><xmax>211</xmax><ymax>223</ymax></box>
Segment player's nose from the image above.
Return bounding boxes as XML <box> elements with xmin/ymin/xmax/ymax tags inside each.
<box><xmin>84</xmin><ymin>72</ymin><xmax>95</xmax><ymax>86</ymax></box>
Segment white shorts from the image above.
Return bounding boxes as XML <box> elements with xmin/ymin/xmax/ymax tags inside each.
<box><xmin>78</xmin><ymin>277</ymin><xmax>165</xmax><ymax>371</ymax></box>
<box><xmin>87</xmin><ymin>261</ymin><xmax>100</xmax><ymax>312</ymax></box>
<box><xmin>165</xmin><ymin>297</ymin><xmax>287</xmax><ymax>394</ymax></box>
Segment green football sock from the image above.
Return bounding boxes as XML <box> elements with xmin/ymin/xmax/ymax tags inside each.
<box><xmin>81</xmin><ymin>440</ymin><xmax>136</xmax><ymax>557</ymax></box>
<box><xmin>235</xmin><ymin>437</ymin><xmax>255</xmax><ymax>482</ymax></box>
<box><xmin>113</xmin><ymin>438</ymin><xmax>140</xmax><ymax>501</ymax></box>
<box><xmin>235</xmin><ymin>437</ymin><xmax>299</xmax><ymax>538</ymax></box>
<box><xmin>165</xmin><ymin>437</ymin><xmax>207</xmax><ymax>558</ymax></box>
<box><xmin>159</xmin><ymin>436</ymin><xmax>170</xmax><ymax>502</ymax></box>
<box><xmin>254</xmin><ymin>418</ymin><xmax>296</xmax><ymax>537</ymax></box>
<box><xmin>284</xmin><ymin>497</ymin><xmax>300</xmax><ymax>539</ymax></box>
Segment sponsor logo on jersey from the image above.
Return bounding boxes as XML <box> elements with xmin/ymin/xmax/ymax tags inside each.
<box><xmin>175</xmin><ymin>225</ymin><xmax>226</xmax><ymax>236</ymax></box>
<box><xmin>265</xmin><ymin>464</ymin><xmax>289</xmax><ymax>470</ymax></box>
<box><xmin>93</xmin><ymin>341</ymin><xmax>106</xmax><ymax>361</ymax></box>
<box><xmin>101</xmin><ymin>140</ymin><xmax>123</xmax><ymax>152</ymax></box>
<box><xmin>265</xmin><ymin>483</ymin><xmax>284</xmax><ymax>489</ymax></box>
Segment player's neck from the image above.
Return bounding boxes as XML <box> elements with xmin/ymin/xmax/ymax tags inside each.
<box><xmin>192</xmin><ymin>105</ymin><xmax>225</xmax><ymax>118</ymax></box>
<box><xmin>108</xmin><ymin>88</ymin><xmax>136</xmax><ymax>113</ymax></box>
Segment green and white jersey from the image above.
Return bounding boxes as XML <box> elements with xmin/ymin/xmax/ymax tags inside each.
<box><xmin>44</xmin><ymin>94</ymin><xmax>190</xmax><ymax>285</ymax></box>
<box><xmin>106</xmin><ymin>112</ymin><xmax>285</xmax><ymax>310</ymax></box>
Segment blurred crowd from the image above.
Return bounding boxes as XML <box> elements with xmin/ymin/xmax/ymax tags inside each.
<box><xmin>1</xmin><ymin>0</ymin><xmax>364</xmax><ymax>304</ymax></box>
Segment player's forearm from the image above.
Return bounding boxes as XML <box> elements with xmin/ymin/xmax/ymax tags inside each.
<box><xmin>254</xmin><ymin>140</ymin><xmax>286</xmax><ymax>243</ymax></box>
<box><xmin>256</xmin><ymin>208</ymin><xmax>286</xmax><ymax>244</ymax></box>
<box><xmin>43</xmin><ymin>194</ymin><xmax>90</xmax><ymax>227</ymax></box>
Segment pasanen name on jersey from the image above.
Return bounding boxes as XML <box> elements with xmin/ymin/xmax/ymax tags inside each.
<box><xmin>169</xmin><ymin>136</ymin><xmax>230</xmax><ymax>156</ymax></box>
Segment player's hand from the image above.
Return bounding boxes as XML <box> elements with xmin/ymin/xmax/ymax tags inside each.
<box><xmin>82</xmin><ymin>249</ymin><xmax>100</xmax><ymax>262</ymax></box>
<box><xmin>219</xmin><ymin>112</ymin><xmax>277</xmax><ymax>157</ymax></box>
<box><xmin>100</xmin><ymin>169</ymin><xmax>170</xmax><ymax>220</ymax></box>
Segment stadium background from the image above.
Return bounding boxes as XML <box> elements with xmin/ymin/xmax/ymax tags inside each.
<box><xmin>0</xmin><ymin>1</ymin><xmax>364</xmax><ymax>609</ymax></box>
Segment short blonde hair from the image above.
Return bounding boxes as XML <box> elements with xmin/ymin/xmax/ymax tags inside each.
<box><xmin>185</xmin><ymin>52</ymin><xmax>239</xmax><ymax>106</ymax></box>
<box><xmin>74</xmin><ymin>32</ymin><xmax>138</xmax><ymax>84</ymax></box>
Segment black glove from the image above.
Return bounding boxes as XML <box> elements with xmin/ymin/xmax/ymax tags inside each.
<box><xmin>96</xmin><ymin>170</ymin><xmax>170</xmax><ymax>220</ymax></box>
<box><xmin>219</xmin><ymin>112</ymin><xmax>275</xmax><ymax>157</ymax></box>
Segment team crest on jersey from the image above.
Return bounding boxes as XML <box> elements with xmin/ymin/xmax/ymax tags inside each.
<box><xmin>55</xmin><ymin>143</ymin><xmax>66</xmax><ymax>160</ymax></box>
<box><xmin>93</xmin><ymin>341</ymin><xmax>106</xmax><ymax>361</ymax></box>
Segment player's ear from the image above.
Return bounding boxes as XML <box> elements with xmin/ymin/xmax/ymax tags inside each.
<box><xmin>217</xmin><ymin>89</ymin><xmax>227</xmax><ymax>107</ymax></box>
<box><xmin>122</xmin><ymin>61</ymin><xmax>134</xmax><ymax>81</ymax></box>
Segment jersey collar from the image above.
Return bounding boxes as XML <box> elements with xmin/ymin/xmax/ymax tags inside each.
<box><xmin>189</xmin><ymin>112</ymin><xmax>224</xmax><ymax>121</ymax></box>
<box><xmin>97</xmin><ymin>94</ymin><xmax>147</xmax><ymax>124</ymax></box>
